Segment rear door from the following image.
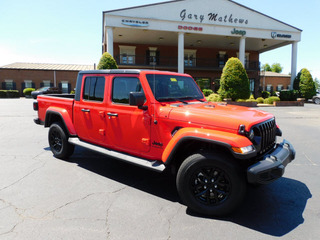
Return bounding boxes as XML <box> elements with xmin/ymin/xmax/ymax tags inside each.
<box><xmin>73</xmin><ymin>75</ymin><xmax>107</xmax><ymax>144</ymax></box>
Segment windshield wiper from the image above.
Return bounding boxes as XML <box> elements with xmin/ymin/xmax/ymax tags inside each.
<box><xmin>157</xmin><ymin>97</ymin><xmax>189</xmax><ymax>104</ymax></box>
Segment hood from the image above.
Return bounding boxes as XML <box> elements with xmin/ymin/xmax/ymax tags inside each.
<box><xmin>166</xmin><ymin>102</ymin><xmax>274</xmax><ymax>132</ymax></box>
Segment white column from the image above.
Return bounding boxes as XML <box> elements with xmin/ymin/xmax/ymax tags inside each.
<box><xmin>106</xmin><ymin>27</ymin><xmax>114</xmax><ymax>57</ymax></box>
<box><xmin>53</xmin><ymin>70</ymin><xmax>56</xmax><ymax>87</ymax></box>
<box><xmin>239</xmin><ymin>37</ymin><xmax>246</xmax><ymax>66</ymax></box>
<box><xmin>178</xmin><ymin>32</ymin><xmax>184</xmax><ymax>73</ymax></box>
<box><xmin>291</xmin><ymin>42</ymin><xmax>298</xmax><ymax>90</ymax></box>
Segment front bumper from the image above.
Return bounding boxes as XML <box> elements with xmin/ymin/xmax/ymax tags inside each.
<box><xmin>247</xmin><ymin>140</ymin><xmax>295</xmax><ymax>184</ymax></box>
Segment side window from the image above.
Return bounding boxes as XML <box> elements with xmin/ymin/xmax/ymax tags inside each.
<box><xmin>83</xmin><ymin>77</ymin><xmax>105</xmax><ymax>101</ymax></box>
<box><xmin>112</xmin><ymin>77</ymin><xmax>143</xmax><ymax>104</ymax></box>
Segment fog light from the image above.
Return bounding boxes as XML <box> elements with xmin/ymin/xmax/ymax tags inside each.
<box><xmin>232</xmin><ymin>145</ymin><xmax>255</xmax><ymax>154</ymax></box>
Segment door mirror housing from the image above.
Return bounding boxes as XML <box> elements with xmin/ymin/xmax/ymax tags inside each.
<box><xmin>129</xmin><ymin>92</ymin><xmax>147</xmax><ymax>110</ymax></box>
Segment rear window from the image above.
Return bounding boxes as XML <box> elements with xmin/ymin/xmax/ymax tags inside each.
<box><xmin>83</xmin><ymin>77</ymin><xmax>105</xmax><ymax>101</ymax></box>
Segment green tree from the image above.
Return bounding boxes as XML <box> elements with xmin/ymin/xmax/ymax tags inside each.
<box><xmin>271</xmin><ymin>63</ymin><xmax>283</xmax><ymax>73</ymax></box>
<box><xmin>261</xmin><ymin>63</ymin><xmax>283</xmax><ymax>73</ymax></box>
<box><xmin>314</xmin><ymin>78</ymin><xmax>320</xmax><ymax>90</ymax></box>
<box><xmin>261</xmin><ymin>63</ymin><xmax>271</xmax><ymax>72</ymax></box>
<box><xmin>299</xmin><ymin>68</ymin><xmax>316</xmax><ymax>99</ymax></box>
<box><xmin>97</xmin><ymin>52</ymin><xmax>118</xmax><ymax>70</ymax></box>
<box><xmin>218</xmin><ymin>57</ymin><xmax>250</xmax><ymax>101</ymax></box>
<box><xmin>293</xmin><ymin>70</ymin><xmax>302</xmax><ymax>90</ymax></box>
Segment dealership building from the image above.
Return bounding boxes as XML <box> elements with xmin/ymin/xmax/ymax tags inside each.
<box><xmin>102</xmin><ymin>0</ymin><xmax>302</xmax><ymax>95</ymax></box>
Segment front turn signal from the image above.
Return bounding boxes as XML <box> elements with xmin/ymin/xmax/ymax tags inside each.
<box><xmin>232</xmin><ymin>145</ymin><xmax>255</xmax><ymax>154</ymax></box>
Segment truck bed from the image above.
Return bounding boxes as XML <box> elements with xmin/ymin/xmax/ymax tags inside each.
<box><xmin>37</xmin><ymin>94</ymin><xmax>75</xmax><ymax>125</ymax></box>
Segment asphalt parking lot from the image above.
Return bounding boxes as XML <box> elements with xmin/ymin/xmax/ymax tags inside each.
<box><xmin>0</xmin><ymin>98</ymin><xmax>319</xmax><ymax>240</ymax></box>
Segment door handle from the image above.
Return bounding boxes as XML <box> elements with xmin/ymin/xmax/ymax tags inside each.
<box><xmin>107</xmin><ymin>112</ymin><xmax>118</xmax><ymax>117</ymax></box>
<box><xmin>81</xmin><ymin>109</ymin><xmax>90</xmax><ymax>112</ymax></box>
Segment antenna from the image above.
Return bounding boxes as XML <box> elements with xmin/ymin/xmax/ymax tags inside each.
<box><xmin>153</xmin><ymin>55</ymin><xmax>157</xmax><ymax>124</ymax></box>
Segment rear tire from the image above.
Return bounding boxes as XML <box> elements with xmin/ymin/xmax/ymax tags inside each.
<box><xmin>314</xmin><ymin>97</ymin><xmax>320</xmax><ymax>105</ymax></box>
<box><xmin>176</xmin><ymin>152</ymin><xmax>246</xmax><ymax>216</ymax></box>
<box><xmin>48</xmin><ymin>122</ymin><xmax>74</xmax><ymax>160</ymax></box>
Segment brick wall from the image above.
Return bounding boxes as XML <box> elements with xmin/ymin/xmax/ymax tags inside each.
<box><xmin>0</xmin><ymin>69</ymin><xmax>79</xmax><ymax>95</ymax></box>
<box><xmin>260</xmin><ymin>75</ymin><xmax>291</xmax><ymax>92</ymax></box>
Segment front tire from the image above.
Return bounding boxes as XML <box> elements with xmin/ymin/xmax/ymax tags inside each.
<box><xmin>48</xmin><ymin>122</ymin><xmax>74</xmax><ymax>160</ymax></box>
<box><xmin>176</xmin><ymin>152</ymin><xmax>246</xmax><ymax>216</ymax></box>
<box><xmin>314</xmin><ymin>97</ymin><xmax>320</xmax><ymax>105</ymax></box>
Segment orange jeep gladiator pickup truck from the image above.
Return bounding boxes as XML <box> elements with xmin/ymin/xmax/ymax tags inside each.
<box><xmin>34</xmin><ymin>69</ymin><xmax>295</xmax><ymax>216</ymax></box>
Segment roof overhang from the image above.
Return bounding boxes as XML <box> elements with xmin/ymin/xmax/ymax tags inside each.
<box><xmin>103</xmin><ymin>0</ymin><xmax>302</xmax><ymax>52</ymax></box>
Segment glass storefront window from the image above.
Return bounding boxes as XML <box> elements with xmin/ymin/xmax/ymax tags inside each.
<box><xmin>184</xmin><ymin>50</ymin><xmax>197</xmax><ymax>67</ymax></box>
<box><xmin>119</xmin><ymin>45</ymin><xmax>136</xmax><ymax>65</ymax></box>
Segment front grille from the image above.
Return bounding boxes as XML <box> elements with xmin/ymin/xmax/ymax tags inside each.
<box><xmin>252</xmin><ymin>118</ymin><xmax>277</xmax><ymax>155</ymax></box>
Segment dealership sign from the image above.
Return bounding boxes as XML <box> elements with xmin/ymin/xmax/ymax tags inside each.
<box><xmin>122</xmin><ymin>19</ymin><xmax>149</xmax><ymax>27</ymax></box>
<box><xmin>231</xmin><ymin>28</ymin><xmax>246</xmax><ymax>36</ymax></box>
<box><xmin>178</xmin><ymin>25</ymin><xmax>203</xmax><ymax>31</ymax></box>
<box><xmin>271</xmin><ymin>32</ymin><xmax>292</xmax><ymax>39</ymax></box>
<box><xmin>179</xmin><ymin>9</ymin><xmax>249</xmax><ymax>25</ymax></box>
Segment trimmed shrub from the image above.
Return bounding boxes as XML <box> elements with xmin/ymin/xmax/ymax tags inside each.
<box><xmin>97</xmin><ymin>52</ymin><xmax>118</xmax><ymax>70</ymax></box>
<box><xmin>245</xmin><ymin>99</ymin><xmax>258</xmax><ymax>103</ymax></box>
<box><xmin>236</xmin><ymin>98</ymin><xmax>258</xmax><ymax>103</ymax></box>
<box><xmin>264</xmin><ymin>97</ymin><xmax>280</xmax><ymax>104</ymax></box>
<box><xmin>6</xmin><ymin>90</ymin><xmax>20</xmax><ymax>98</ymax></box>
<box><xmin>218</xmin><ymin>57</ymin><xmax>250</xmax><ymax>101</ymax></box>
<box><xmin>299</xmin><ymin>68</ymin><xmax>316</xmax><ymax>100</ymax></box>
<box><xmin>0</xmin><ymin>90</ymin><xmax>20</xmax><ymax>98</ymax></box>
<box><xmin>261</xmin><ymin>91</ymin><xmax>270</xmax><ymax>99</ymax></box>
<box><xmin>293</xmin><ymin>70</ymin><xmax>302</xmax><ymax>90</ymax></box>
<box><xmin>23</xmin><ymin>88</ymin><xmax>35</xmax><ymax>96</ymax></box>
<box><xmin>202</xmin><ymin>89</ymin><xmax>213</xmax><ymax>97</ymax></box>
<box><xmin>279</xmin><ymin>90</ymin><xmax>299</xmax><ymax>101</ymax></box>
<box><xmin>0</xmin><ymin>90</ymin><xmax>6</xmax><ymax>98</ymax></box>
<box><xmin>206</xmin><ymin>93</ymin><xmax>222</xmax><ymax>102</ymax></box>
<box><xmin>256</xmin><ymin>97</ymin><xmax>264</xmax><ymax>103</ymax></box>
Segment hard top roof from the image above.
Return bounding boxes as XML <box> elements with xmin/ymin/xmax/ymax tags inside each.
<box><xmin>78</xmin><ymin>69</ymin><xmax>186</xmax><ymax>75</ymax></box>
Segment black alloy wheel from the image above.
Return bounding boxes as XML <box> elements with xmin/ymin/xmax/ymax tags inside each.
<box><xmin>48</xmin><ymin>122</ymin><xmax>74</xmax><ymax>160</ymax></box>
<box><xmin>191</xmin><ymin>166</ymin><xmax>231</xmax><ymax>206</ymax></box>
<box><xmin>176</xmin><ymin>152</ymin><xmax>246</xmax><ymax>216</ymax></box>
<box><xmin>49</xmin><ymin>128</ymin><xmax>63</xmax><ymax>153</ymax></box>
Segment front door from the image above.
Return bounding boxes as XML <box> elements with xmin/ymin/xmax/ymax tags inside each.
<box><xmin>106</xmin><ymin>76</ymin><xmax>151</xmax><ymax>154</ymax></box>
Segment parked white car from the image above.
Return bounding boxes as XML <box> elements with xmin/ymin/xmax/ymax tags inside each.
<box><xmin>313</xmin><ymin>91</ymin><xmax>320</xmax><ymax>104</ymax></box>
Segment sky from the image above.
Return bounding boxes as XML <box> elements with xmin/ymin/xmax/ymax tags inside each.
<box><xmin>0</xmin><ymin>0</ymin><xmax>319</xmax><ymax>79</ymax></box>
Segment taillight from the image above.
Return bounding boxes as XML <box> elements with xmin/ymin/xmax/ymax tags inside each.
<box><xmin>33</xmin><ymin>101</ymin><xmax>38</xmax><ymax>111</ymax></box>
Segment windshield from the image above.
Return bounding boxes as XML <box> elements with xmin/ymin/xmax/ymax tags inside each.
<box><xmin>146</xmin><ymin>74</ymin><xmax>204</xmax><ymax>102</ymax></box>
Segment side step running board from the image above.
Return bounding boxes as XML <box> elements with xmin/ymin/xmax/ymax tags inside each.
<box><xmin>68</xmin><ymin>137</ymin><xmax>166</xmax><ymax>172</ymax></box>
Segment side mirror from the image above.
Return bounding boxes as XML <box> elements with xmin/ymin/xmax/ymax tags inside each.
<box><xmin>129</xmin><ymin>92</ymin><xmax>147</xmax><ymax>110</ymax></box>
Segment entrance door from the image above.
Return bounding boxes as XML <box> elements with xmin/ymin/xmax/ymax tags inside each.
<box><xmin>106</xmin><ymin>76</ymin><xmax>151</xmax><ymax>154</ymax></box>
